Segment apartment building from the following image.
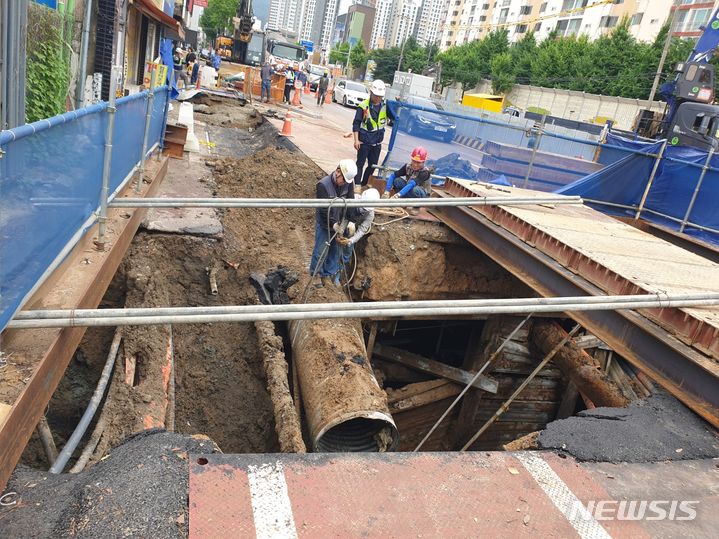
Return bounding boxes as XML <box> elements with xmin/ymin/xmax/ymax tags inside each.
<box><xmin>386</xmin><ymin>0</ymin><xmax>421</xmax><ymax>47</ymax></box>
<box><xmin>414</xmin><ymin>0</ymin><xmax>451</xmax><ymax>46</ymax></box>
<box><xmin>370</xmin><ymin>0</ymin><xmax>394</xmax><ymax>48</ymax></box>
<box><xmin>439</xmin><ymin>0</ymin><xmax>495</xmax><ymax>49</ymax></box>
<box><xmin>299</xmin><ymin>0</ymin><xmax>339</xmax><ymax>51</ymax></box>
<box><xmin>267</xmin><ymin>0</ymin><xmax>302</xmax><ymax>34</ymax></box>
<box><xmin>437</xmin><ymin>0</ymin><xmax>718</xmax><ymax>51</ymax></box>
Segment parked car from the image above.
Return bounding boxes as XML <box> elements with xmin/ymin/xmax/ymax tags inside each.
<box><xmin>333</xmin><ymin>80</ymin><xmax>369</xmax><ymax>107</ymax></box>
<box><xmin>399</xmin><ymin>96</ymin><xmax>457</xmax><ymax>143</ymax></box>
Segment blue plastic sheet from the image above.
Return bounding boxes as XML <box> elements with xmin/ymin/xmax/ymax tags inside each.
<box><xmin>385</xmin><ymin>102</ymin><xmax>718</xmax><ymax>245</ymax></box>
<box><xmin>558</xmin><ymin>133</ymin><xmax>719</xmax><ymax>244</ymax></box>
<box><xmin>0</xmin><ymin>87</ymin><xmax>170</xmax><ymax>332</ymax></box>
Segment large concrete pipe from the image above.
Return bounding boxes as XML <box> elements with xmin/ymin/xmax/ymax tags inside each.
<box><xmin>290</xmin><ymin>289</ymin><xmax>398</xmax><ymax>452</ymax></box>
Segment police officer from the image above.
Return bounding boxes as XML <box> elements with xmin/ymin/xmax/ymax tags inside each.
<box><xmin>352</xmin><ymin>80</ymin><xmax>388</xmax><ymax>194</ymax></box>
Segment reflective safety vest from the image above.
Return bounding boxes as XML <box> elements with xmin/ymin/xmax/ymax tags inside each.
<box><xmin>358</xmin><ymin>99</ymin><xmax>387</xmax><ymax>132</ymax></box>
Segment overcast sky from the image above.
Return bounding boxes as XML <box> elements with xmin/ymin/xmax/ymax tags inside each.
<box><xmin>338</xmin><ymin>0</ymin><xmax>351</xmax><ymax>16</ymax></box>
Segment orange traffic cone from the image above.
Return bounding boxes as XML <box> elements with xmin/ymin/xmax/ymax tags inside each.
<box><xmin>325</xmin><ymin>86</ymin><xmax>333</xmax><ymax>104</ymax></box>
<box><xmin>292</xmin><ymin>87</ymin><xmax>301</xmax><ymax>106</ymax></box>
<box><xmin>304</xmin><ymin>83</ymin><xmax>310</xmax><ymax>95</ymax></box>
<box><xmin>280</xmin><ymin>111</ymin><xmax>292</xmax><ymax>136</ymax></box>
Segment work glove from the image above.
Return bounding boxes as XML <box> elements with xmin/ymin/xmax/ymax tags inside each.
<box><xmin>332</xmin><ymin>223</ymin><xmax>342</xmax><ymax>234</ymax></box>
<box><xmin>391</xmin><ymin>193</ymin><xmax>401</xmax><ymax>199</ymax></box>
<box><xmin>337</xmin><ymin>236</ymin><xmax>351</xmax><ymax>246</ymax></box>
<box><xmin>347</xmin><ymin>222</ymin><xmax>356</xmax><ymax>236</ymax></box>
<box><xmin>381</xmin><ymin>191</ymin><xmax>390</xmax><ymax>199</ymax></box>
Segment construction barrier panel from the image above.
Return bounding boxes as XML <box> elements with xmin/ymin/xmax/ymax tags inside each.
<box><xmin>385</xmin><ymin>100</ymin><xmax>718</xmax><ymax>245</ymax></box>
<box><xmin>0</xmin><ymin>86</ymin><xmax>170</xmax><ymax>332</ymax></box>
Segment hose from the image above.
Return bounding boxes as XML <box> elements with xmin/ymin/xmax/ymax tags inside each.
<box><xmin>49</xmin><ymin>328</ymin><xmax>122</xmax><ymax>474</ymax></box>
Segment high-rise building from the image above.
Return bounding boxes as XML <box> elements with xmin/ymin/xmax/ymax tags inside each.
<box><xmin>299</xmin><ymin>0</ymin><xmax>339</xmax><ymax>52</ymax></box>
<box><xmin>387</xmin><ymin>0</ymin><xmax>420</xmax><ymax>48</ymax></box>
<box><xmin>267</xmin><ymin>0</ymin><xmax>302</xmax><ymax>34</ymax></box>
<box><xmin>370</xmin><ymin>0</ymin><xmax>394</xmax><ymax>49</ymax></box>
<box><xmin>333</xmin><ymin>13</ymin><xmax>348</xmax><ymax>46</ymax></box>
<box><xmin>345</xmin><ymin>4</ymin><xmax>377</xmax><ymax>46</ymax></box>
<box><xmin>414</xmin><ymin>0</ymin><xmax>450</xmax><ymax>46</ymax></box>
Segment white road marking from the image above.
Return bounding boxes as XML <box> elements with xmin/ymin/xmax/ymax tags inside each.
<box><xmin>247</xmin><ymin>461</ymin><xmax>298</xmax><ymax>539</ymax></box>
<box><xmin>516</xmin><ymin>452</ymin><xmax>612</xmax><ymax>539</ymax></box>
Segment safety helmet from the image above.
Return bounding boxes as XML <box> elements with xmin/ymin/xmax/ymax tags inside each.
<box><xmin>361</xmin><ymin>188</ymin><xmax>380</xmax><ymax>201</ymax></box>
<box><xmin>369</xmin><ymin>79</ymin><xmax>386</xmax><ymax>97</ymax></box>
<box><xmin>175</xmin><ymin>47</ymin><xmax>182</xmax><ymax>53</ymax></box>
<box><xmin>338</xmin><ymin>159</ymin><xmax>357</xmax><ymax>183</ymax></box>
<box><xmin>411</xmin><ymin>146</ymin><xmax>428</xmax><ymax>162</ymax></box>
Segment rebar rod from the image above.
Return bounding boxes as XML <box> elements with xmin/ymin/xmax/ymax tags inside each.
<box><xmin>108</xmin><ymin>196</ymin><xmax>583</xmax><ymax>208</ymax></box>
<box><xmin>460</xmin><ymin>324</ymin><xmax>582</xmax><ymax>451</ymax></box>
<box><xmin>8</xmin><ymin>295</ymin><xmax>719</xmax><ymax>329</ymax></box>
<box><xmin>14</xmin><ymin>292</ymin><xmax>718</xmax><ymax>320</ymax></box>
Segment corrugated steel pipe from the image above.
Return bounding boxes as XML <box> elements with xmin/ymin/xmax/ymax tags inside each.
<box><xmin>289</xmin><ymin>316</ymin><xmax>399</xmax><ymax>453</ymax></box>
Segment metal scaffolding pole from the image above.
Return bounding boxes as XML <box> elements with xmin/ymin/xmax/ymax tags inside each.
<box><xmin>14</xmin><ymin>292</ymin><xmax>715</xmax><ymax>320</ymax></box>
<box><xmin>8</xmin><ymin>294</ymin><xmax>719</xmax><ymax>328</ymax></box>
<box><xmin>108</xmin><ymin>196</ymin><xmax>584</xmax><ymax>209</ymax></box>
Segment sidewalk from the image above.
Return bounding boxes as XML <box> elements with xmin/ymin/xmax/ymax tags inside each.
<box><xmin>256</xmin><ymin>99</ymin><xmax>392</xmax><ymax>175</ymax></box>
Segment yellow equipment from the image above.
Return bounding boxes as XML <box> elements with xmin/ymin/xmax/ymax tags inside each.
<box><xmin>462</xmin><ymin>93</ymin><xmax>505</xmax><ymax>113</ymax></box>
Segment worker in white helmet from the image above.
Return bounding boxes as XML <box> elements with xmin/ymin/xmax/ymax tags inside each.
<box><xmin>310</xmin><ymin>159</ymin><xmax>358</xmax><ymax>286</ymax></box>
<box><xmin>352</xmin><ymin>79</ymin><xmax>389</xmax><ymax>194</ymax></box>
<box><xmin>338</xmin><ymin>188</ymin><xmax>379</xmax><ymax>276</ymax></box>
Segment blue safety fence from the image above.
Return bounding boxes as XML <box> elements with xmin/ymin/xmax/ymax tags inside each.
<box><xmin>385</xmin><ymin>100</ymin><xmax>607</xmax><ymax>191</ymax></box>
<box><xmin>0</xmin><ymin>86</ymin><xmax>169</xmax><ymax>332</ymax></box>
<box><xmin>385</xmin><ymin>100</ymin><xmax>718</xmax><ymax>245</ymax></box>
<box><xmin>559</xmin><ymin>134</ymin><xmax>719</xmax><ymax>245</ymax></box>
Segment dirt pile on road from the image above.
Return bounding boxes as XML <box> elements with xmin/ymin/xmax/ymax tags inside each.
<box><xmin>191</xmin><ymin>94</ymin><xmax>262</xmax><ymax>129</ymax></box>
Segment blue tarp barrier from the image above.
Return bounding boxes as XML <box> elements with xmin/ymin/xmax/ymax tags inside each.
<box><xmin>386</xmin><ymin>102</ymin><xmax>718</xmax><ymax>245</ymax></box>
<box><xmin>558</xmin><ymin>133</ymin><xmax>719</xmax><ymax>244</ymax></box>
<box><xmin>0</xmin><ymin>87</ymin><xmax>170</xmax><ymax>332</ymax></box>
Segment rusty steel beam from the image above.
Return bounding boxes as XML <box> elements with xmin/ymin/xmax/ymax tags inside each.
<box><xmin>430</xmin><ymin>191</ymin><xmax>719</xmax><ymax>429</ymax></box>
<box><xmin>0</xmin><ymin>158</ymin><xmax>168</xmax><ymax>493</ymax></box>
<box><xmin>441</xmin><ymin>179</ymin><xmax>719</xmax><ymax>358</ymax></box>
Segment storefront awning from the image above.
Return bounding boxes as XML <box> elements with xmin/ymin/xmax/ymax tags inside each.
<box><xmin>132</xmin><ymin>0</ymin><xmax>185</xmax><ymax>39</ymax></box>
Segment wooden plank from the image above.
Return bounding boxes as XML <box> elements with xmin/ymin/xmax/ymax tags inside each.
<box><xmin>0</xmin><ymin>403</ymin><xmax>11</xmax><ymax>428</ymax></box>
<box><xmin>450</xmin><ymin>324</ymin><xmax>489</xmax><ymax>447</ymax></box>
<box><xmin>373</xmin><ymin>344</ymin><xmax>498</xmax><ymax>394</ymax></box>
<box><xmin>389</xmin><ymin>384</ymin><xmax>461</xmax><ymax>413</ymax></box>
<box><xmin>555</xmin><ymin>381</ymin><xmax>579</xmax><ymax>419</ymax></box>
<box><xmin>0</xmin><ymin>158</ymin><xmax>168</xmax><ymax>493</ymax></box>
<box><xmin>365</xmin><ymin>322</ymin><xmax>378</xmax><ymax>361</ymax></box>
<box><xmin>385</xmin><ymin>380</ymin><xmax>448</xmax><ymax>405</ymax></box>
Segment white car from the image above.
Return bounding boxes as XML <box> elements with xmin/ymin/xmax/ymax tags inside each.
<box><xmin>333</xmin><ymin>80</ymin><xmax>369</xmax><ymax>107</ymax></box>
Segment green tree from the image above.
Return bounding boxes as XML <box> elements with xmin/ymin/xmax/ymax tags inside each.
<box><xmin>200</xmin><ymin>0</ymin><xmax>237</xmax><ymax>43</ymax></box>
<box><xmin>330</xmin><ymin>42</ymin><xmax>351</xmax><ymax>66</ymax></box>
<box><xmin>369</xmin><ymin>46</ymin><xmax>401</xmax><ymax>82</ymax></box>
<box><xmin>490</xmin><ymin>52</ymin><xmax>515</xmax><ymax>94</ymax></box>
<box><xmin>26</xmin><ymin>3</ymin><xmax>68</xmax><ymax>122</ymax></box>
<box><xmin>349</xmin><ymin>40</ymin><xmax>367</xmax><ymax>70</ymax></box>
<box><xmin>510</xmin><ymin>32</ymin><xmax>536</xmax><ymax>85</ymax></box>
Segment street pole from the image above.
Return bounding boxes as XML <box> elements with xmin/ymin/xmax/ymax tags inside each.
<box><xmin>648</xmin><ymin>0</ymin><xmax>680</xmax><ymax>104</ymax></box>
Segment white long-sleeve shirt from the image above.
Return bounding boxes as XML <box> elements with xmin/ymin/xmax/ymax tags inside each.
<box><xmin>341</xmin><ymin>208</ymin><xmax>375</xmax><ymax>246</ymax></box>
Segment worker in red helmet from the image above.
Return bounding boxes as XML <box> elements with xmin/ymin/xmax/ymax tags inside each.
<box><xmin>382</xmin><ymin>146</ymin><xmax>431</xmax><ymax>202</ymax></box>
